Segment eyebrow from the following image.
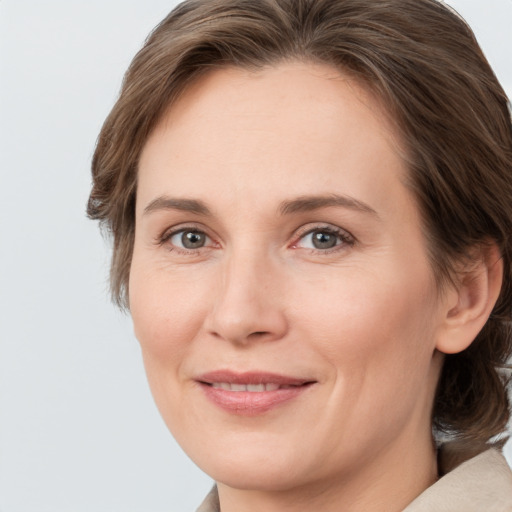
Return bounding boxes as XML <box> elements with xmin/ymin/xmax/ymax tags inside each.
<box><xmin>143</xmin><ymin>193</ymin><xmax>379</xmax><ymax>218</ymax></box>
<box><xmin>279</xmin><ymin>194</ymin><xmax>379</xmax><ymax>217</ymax></box>
<box><xmin>143</xmin><ymin>196</ymin><xmax>211</xmax><ymax>216</ymax></box>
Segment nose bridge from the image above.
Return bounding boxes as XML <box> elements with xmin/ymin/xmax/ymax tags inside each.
<box><xmin>206</xmin><ymin>242</ymin><xmax>287</xmax><ymax>344</ymax></box>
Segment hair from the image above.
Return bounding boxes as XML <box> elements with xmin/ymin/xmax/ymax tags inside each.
<box><xmin>88</xmin><ymin>0</ymin><xmax>512</xmax><ymax>447</ymax></box>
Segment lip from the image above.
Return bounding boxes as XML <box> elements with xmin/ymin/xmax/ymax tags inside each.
<box><xmin>196</xmin><ymin>370</ymin><xmax>316</xmax><ymax>416</ymax></box>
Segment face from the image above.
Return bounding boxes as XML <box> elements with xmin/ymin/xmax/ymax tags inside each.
<box><xmin>130</xmin><ymin>62</ymin><xmax>448</xmax><ymax>493</ymax></box>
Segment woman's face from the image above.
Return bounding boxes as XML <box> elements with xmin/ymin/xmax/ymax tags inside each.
<box><xmin>130</xmin><ymin>63</ymin><xmax>449</xmax><ymax>492</ymax></box>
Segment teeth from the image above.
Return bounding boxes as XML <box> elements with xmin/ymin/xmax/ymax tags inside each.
<box><xmin>211</xmin><ymin>382</ymin><xmax>283</xmax><ymax>392</ymax></box>
<box><xmin>247</xmin><ymin>384</ymin><xmax>265</xmax><ymax>392</ymax></box>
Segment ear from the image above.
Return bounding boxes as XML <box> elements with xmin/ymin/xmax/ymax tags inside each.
<box><xmin>436</xmin><ymin>243</ymin><xmax>503</xmax><ymax>355</ymax></box>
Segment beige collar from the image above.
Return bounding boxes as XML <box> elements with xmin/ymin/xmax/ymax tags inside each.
<box><xmin>404</xmin><ymin>448</ymin><xmax>512</xmax><ymax>511</ymax></box>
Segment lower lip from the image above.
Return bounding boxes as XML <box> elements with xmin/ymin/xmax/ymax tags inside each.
<box><xmin>199</xmin><ymin>383</ymin><xmax>313</xmax><ymax>416</ymax></box>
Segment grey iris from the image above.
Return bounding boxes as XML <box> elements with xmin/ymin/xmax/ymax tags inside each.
<box><xmin>312</xmin><ymin>231</ymin><xmax>337</xmax><ymax>249</ymax></box>
<box><xmin>182</xmin><ymin>231</ymin><xmax>206</xmax><ymax>249</ymax></box>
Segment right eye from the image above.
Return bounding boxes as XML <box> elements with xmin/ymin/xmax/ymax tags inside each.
<box><xmin>160</xmin><ymin>228</ymin><xmax>215</xmax><ymax>252</ymax></box>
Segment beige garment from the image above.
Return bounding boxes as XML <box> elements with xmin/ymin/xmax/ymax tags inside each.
<box><xmin>196</xmin><ymin>486</ymin><xmax>221</xmax><ymax>512</ymax></box>
<box><xmin>196</xmin><ymin>449</ymin><xmax>512</xmax><ymax>512</ymax></box>
<box><xmin>404</xmin><ymin>448</ymin><xmax>512</xmax><ymax>511</ymax></box>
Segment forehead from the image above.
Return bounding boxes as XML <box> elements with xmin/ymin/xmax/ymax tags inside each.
<box><xmin>137</xmin><ymin>61</ymin><xmax>410</xmax><ymax>221</ymax></box>
<box><xmin>147</xmin><ymin>61</ymin><xmax>399</xmax><ymax>153</ymax></box>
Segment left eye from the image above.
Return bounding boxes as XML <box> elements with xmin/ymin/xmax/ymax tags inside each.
<box><xmin>169</xmin><ymin>229</ymin><xmax>211</xmax><ymax>250</ymax></box>
<box><xmin>296</xmin><ymin>228</ymin><xmax>349</xmax><ymax>250</ymax></box>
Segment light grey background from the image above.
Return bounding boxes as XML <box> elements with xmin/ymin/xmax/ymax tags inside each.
<box><xmin>1</xmin><ymin>1</ymin><xmax>511</xmax><ymax>511</ymax></box>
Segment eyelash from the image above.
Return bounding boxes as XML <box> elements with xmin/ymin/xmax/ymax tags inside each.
<box><xmin>156</xmin><ymin>223</ymin><xmax>355</xmax><ymax>255</ymax></box>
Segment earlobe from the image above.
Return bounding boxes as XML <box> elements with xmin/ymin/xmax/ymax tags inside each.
<box><xmin>436</xmin><ymin>243</ymin><xmax>503</xmax><ymax>355</ymax></box>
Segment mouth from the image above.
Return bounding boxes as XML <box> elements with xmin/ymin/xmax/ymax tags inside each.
<box><xmin>209</xmin><ymin>382</ymin><xmax>297</xmax><ymax>392</ymax></box>
<box><xmin>196</xmin><ymin>370</ymin><xmax>316</xmax><ymax>415</ymax></box>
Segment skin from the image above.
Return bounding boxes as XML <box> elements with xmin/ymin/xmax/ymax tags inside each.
<box><xmin>129</xmin><ymin>62</ymin><xmax>500</xmax><ymax>511</ymax></box>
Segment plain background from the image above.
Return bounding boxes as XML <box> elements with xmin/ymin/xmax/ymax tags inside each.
<box><xmin>1</xmin><ymin>1</ymin><xmax>511</xmax><ymax>511</ymax></box>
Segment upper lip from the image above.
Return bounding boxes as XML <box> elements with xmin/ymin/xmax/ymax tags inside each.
<box><xmin>196</xmin><ymin>370</ymin><xmax>315</xmax><ymax>386</ymax></box>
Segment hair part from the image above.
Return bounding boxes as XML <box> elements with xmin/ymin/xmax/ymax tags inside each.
<box><xmin>88</xmin><ymin>0</ymin><xmax>512</xmax><ymax>446</ymax></box>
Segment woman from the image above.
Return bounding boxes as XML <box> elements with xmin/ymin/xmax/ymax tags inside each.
<box><xmin>88</xmin><ymin>0</ymin><xmax>512</xmax><ymax>510</ymax></box>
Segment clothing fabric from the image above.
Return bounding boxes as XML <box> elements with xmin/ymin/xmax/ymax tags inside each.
<box><xmin>403</xmin><ymin>448</ymin><xmax>512</xmax><ymax>511</ymax></box>
<box><xmin>196</xmin><ymin>486</ymin><xmax>221</xmax><ymax>512</ymax></box>
<box><xmin>195</xmin><ymin>448</ymin><xmax>512</xmax><ymax>511</ymax></box>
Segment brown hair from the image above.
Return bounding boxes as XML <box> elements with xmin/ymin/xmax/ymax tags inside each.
<box><xmin>88</xmin><ymin>0</ymin><xmax>512</xmax><ymax>446</ymax></box>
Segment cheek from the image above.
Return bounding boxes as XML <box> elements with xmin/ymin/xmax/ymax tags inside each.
<box><xmin>295</xmin><ymin>261</ymin><xmax>438</xmax><ymax>387</ymax></box>
<box><xmin>293</xmin><ymin>267</ymin><xmax>440</xmax><ymax>449</ymax></box>
<box><xmin>129</xmin><ymin>259</ymin><xmax>210</xmax><ymax>370</ymax></box>
<box><xmin>128</xmin><ymin>262</ymin><xmax>215</xmax><ymax>430</ymax></box>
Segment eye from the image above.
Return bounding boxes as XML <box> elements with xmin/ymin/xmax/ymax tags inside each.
<box><xmin>163</xmin><ymin>228</ymin><xmax>213</xmax><ymax>251</ymax></box>
<box><xmin>295</xmin><ymin>226</ymin><xmax>354</xmax><ymax>251</ymax></box>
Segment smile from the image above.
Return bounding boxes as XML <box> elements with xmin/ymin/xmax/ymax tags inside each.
<box><xmin>196</xmin><ymin>371</ymin><xmax>316</xmax><ymax>415</ymax></box>
<box><xmin>210</xmin><ymin>382</ymin><xmax>298</xmax><ymax>392</ymax></box>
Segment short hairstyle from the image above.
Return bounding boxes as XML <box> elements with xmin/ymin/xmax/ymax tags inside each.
<box><xmin>88</xmin><ymin>0</ymin><xmax>512</xmax><ymax>446</ymax></box>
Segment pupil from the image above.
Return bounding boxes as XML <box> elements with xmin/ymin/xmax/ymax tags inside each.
<box><xmin>182</xmin><ymin>231</ymin><xmax>205</xmax><ymax>249</ymax></box>
<box><xmin>313</xmin><ymin>231</ymin><xmax>337</xmax><ymax>249</ymax></box>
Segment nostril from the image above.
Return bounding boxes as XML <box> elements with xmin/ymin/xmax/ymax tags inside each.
<box><xmin>249</xmin><ymin>331</ymin><xmax>270</xmax><ymax>338</ymax></box>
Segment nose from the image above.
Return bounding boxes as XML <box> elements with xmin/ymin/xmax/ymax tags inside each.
<box><xmin>204</xmin><ymin>250</ymin><xmax>288</xmax><ymax>346</ymax></box>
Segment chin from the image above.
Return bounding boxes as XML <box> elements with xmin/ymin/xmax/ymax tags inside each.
<box><xmin>209</xmin><ymin>460</ymin><xmax>309</xmax><ymax>492</ymax></box>
<box><xmin>181</xmin><ymin>432</ymin><xmax>314</xmax><ymax>491</ymax></box>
